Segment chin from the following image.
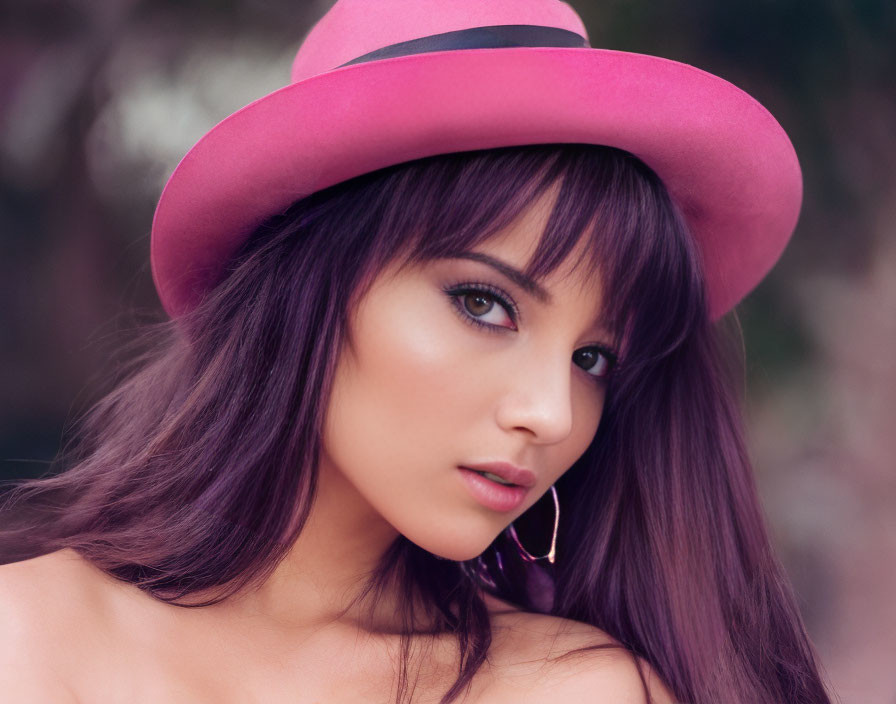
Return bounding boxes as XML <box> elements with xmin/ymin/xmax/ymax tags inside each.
<box><xmin>407</xmin><ymin>526</ymin><xmax>503</xmax><ymax>563</ymax></box>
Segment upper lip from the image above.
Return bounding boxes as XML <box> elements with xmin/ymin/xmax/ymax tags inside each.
<box><xmin>459</xmin><ymin>461</ymin><xmax>537</xmax><ymax>488</ymax></box>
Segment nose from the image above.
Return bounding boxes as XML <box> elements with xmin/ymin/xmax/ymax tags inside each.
<box><xmin>493</xmin><ymin>347</ymin><xmax>574</xmax><ymax>444</ymax></box>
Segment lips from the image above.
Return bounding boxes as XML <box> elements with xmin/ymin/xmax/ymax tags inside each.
<box><xmin>457</xmin><ymin>467</ymin><xmax>531</xmax><ymax>512</ymax></box>
<box><xmin>458</xmin><ymin>461</ymin><xmax>537</xmax><ymax>488</ymax></box>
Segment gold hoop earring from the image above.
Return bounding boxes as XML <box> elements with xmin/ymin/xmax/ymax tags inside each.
<box><xmin>505</xmin><ymin>484</ymin><xmax>559</xmax><ymax>565</ymax></box>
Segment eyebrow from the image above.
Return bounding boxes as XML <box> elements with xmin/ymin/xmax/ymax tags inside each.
<box><xmin>449</xmin><ymin>251</ymin><xmax>616</xmax><ymax>340</ymax></box>
<box><xmin>449</xmin><ymin>252</ymin><xmax>552</xmax><ymax>304</ymax></box>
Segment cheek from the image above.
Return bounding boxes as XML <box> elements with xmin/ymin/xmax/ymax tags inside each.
<box><xmin>355</xmin><ymin>294</ymin><xmax>473</xmax><ymax>425</ymax></box>
<box><xmin>323</xmin><ymin>286</ymin><xmax>477</xmax><ymax>487</ymax></box>
<box><xmin>556</xmin><ymin>383</ymin><xmax>605</xmax><ymax>474</ymax></box>
<box><xmin>577</xmin><ymin>383</ymin><xmax>605</xmax><ymax>438</ymax></box>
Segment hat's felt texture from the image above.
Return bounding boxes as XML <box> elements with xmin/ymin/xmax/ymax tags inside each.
<box><xmin>151</xmin><ymin>0</ymin><xmax>802</xmax><ymax>321</ymax></box>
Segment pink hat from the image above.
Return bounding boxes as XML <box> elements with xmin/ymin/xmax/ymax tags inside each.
<box><xmin>151</xmin><ymin>0</ymin><xmax>802</xmax><ymax>321</ymax></box>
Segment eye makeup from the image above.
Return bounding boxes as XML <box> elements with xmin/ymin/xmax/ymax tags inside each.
<box><xmin>443</xmin><ymin>280</ymin><xmax>520</xmax><ymax>332</ymax></box>
<box><xmin>573</xmin><ymin>346</ymin><xmax>618</xmax><ymax>379</ymax></box>
<box><xmin>441</xmin><ymin>280</ymin><xmax>620</xmax><ymax>379</ymax></box>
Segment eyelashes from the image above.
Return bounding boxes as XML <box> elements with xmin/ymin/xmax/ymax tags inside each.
<box><xmin>443</xmin><ymin>281</ymin><xmax>520</xmax><ymax>331</ymax></box>
<box><xmin>442</xmin><ymin>281</ymin><xmax>620</xmax><ymax>379</ymax></box>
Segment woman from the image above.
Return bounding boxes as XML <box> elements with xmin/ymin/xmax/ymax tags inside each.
<box><xmin>0</xmin><ymin>1</ymin><xmax>833</xmax><ymax>702</ymax></box>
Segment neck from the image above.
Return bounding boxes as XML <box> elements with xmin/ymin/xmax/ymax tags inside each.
<box><xmin>177</xmin><ymin>457</ymin><xmax>419</xmax><ymax>637</ymax></box>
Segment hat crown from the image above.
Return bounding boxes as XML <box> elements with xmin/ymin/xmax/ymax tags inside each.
<box><xmin>291</xmin><ymin>0</ymin><xmax>589</xmax><ymax>83</ymax></box>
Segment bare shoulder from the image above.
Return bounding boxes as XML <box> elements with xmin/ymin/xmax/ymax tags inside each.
<box><xmin>0</xmin><ymin>547</ymin><xmax>114</xmax><ymax>643</ymax></box>
<box><xmin>535</xmin><ymin>636</ymin><xmax>678</xmax><ymax>704</ymax></box>
<box><xmin>483</xmin><ymin>594</ymin><xmax>677</xmax><ymax>703</ymax></box>
<box><xmin>0</xmin><ymin>547</ymin><xmax>109</xmax><ymax>623</ymax></box>
<box><xmin>0</xmin><ymin>549</ymin><xmax>101</xmax><ymax>701</ymax></box>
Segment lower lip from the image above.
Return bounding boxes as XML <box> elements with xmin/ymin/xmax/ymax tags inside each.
<box><xmin>458</xmin><ymin>467</ymin><xmax>529</xmax><ymax>512</ymax></box>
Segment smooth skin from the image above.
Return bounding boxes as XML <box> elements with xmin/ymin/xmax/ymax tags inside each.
<box><xmin>0</xmin><ymin>184</ymin><xmax>676</xmax><ymax>702</ymax></box>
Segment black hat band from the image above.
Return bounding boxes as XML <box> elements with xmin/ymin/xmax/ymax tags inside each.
<box><xmin>338</xmin><ymin>24</ymin><xmax>590</xmax><ymax>68</ymax></box>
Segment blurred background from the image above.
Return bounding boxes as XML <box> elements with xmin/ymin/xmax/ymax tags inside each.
<box><xmin>1</xmin><ymin>0</ymin><xmax>894</xmax><ymax>700</ymax></box>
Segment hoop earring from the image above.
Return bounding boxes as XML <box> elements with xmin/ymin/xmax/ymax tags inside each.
<box><xmin>505</xmin><ymin>484</ymin><xmax>559</xmax><ymax>565</ymax></box>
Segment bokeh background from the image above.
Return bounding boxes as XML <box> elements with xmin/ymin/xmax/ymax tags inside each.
<box><xmin>2</xmin><ymin>1</ymin><xmax>894</xmax><ymax>700</ymax></box>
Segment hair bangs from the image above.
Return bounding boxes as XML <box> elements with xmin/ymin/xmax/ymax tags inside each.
<box><xmin>343</xmin><ymin>143</ymin><xmax>704</xmax><ymax>366</ymax></box>
<box><xmin>519</xmin><ymin>146</ymin><xmax>710</xmax><ymax>372</ymax></box>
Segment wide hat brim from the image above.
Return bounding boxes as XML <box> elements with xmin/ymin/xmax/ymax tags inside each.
<box><xmin>151</xmin><ymin>45</ymin><xmax>802</xmax><ymax>320</ymax></box>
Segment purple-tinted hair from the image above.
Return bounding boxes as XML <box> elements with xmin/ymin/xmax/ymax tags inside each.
<box><xmin>0</xmin><ymin>144</ymin><xmax>833</xmax><ymax>704</ymax></box>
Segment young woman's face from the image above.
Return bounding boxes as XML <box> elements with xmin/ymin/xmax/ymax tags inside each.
<box><xmin>320</xmin><ymin>188</ymin><xmax>614</xmax><ymax>561</ymax></box>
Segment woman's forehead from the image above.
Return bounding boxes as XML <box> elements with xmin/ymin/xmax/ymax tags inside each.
<box><xmin>477</xmin><ymin>230</ymin><xmax>602</xmax><ymax>298</ymax></box>
<box><xmin>485</xmin><ymin>179</ymin><xmax>561</xmax><ymax>258</ymax></box>
<box><xmin>476</xmin><ymin>186</ymin><xmax>603</xmax><ymax>296</ymax></box>
<box><xmin>389</xmin><ymin>174</ymin><xmax>610</xmax><ymax>307</ymax></box>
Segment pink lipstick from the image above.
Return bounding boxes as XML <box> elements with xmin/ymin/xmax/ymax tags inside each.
<box><xmin>457</xmin><ymin>462</ymin><xmax>535</xmax><ymax>512</ymax></box>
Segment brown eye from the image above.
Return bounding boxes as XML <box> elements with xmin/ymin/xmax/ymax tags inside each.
<box><xmin>573</xmin><ymin>347</ymin><xmax>617</xmax><ymax>379</ymax></box>
<box><xmin>463</xmin><ymin>292</ymin><xmax>495</xmax><ymax>317</ymax></box>
<box><xmin>444</xmin><ymin>283</ymin><xmax>518</xmax><ymax>331</ymax></box>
